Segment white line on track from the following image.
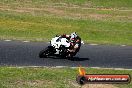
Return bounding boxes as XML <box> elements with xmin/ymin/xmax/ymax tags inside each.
<box><xmin>89</xmin><ymin>44</ymin><xmax>98</xmax><ymax>46</ymax></box>
<box><xmin>90</xmin><ymin>67</ymin><xmax>101</xmax><ymax>69</ymax></box>
<box><xmin>4</xmin><ymin>40</ymin><xmax>11</xmax><ymax>41</ymax></box>
<box><xmin>8</xmin><ymin>66</ymin><xmax>132</xmax><ymax>70</ymax></box>
<box><xmin>23</xmin><ymin>41</ymin><xmax>30</xmax><ymax>43</ymax></box>
<box><xmin>55</xmin><ymin>66</ymin><xmax>67</xmax><ymax>68</ymax></box>
<box><xmin>90</xmin><ymin>67</ymin><xmax>132</xmax><ymax>70</ymax></box>
<box><xmin>121</xmin><ymin>45</ymin><xmax>126</xmax><ymax>47</ymax></box>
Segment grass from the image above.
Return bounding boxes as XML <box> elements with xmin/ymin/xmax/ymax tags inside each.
<box><xmin>0</xmin><ymin>67</ymin><xmax>131</xmax><ymax>88</ymax></box>
<box><xmin>0</xmin><ymin>0</ymin><xmax>131</xmax><ymax>45</ymax></box>
<box><xmin>1</xmin><ymin>0</ymin><xmax>132</xmax><ymax>9</ymax></box>
<box><xmin>0</xmin><ymin>1</ymin><xmax>131</xmax><ymax>88</ymax></box>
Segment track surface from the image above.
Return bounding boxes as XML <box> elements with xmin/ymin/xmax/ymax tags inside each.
<box><xmin>0</xmin><ymin>41</ymin><xmax>132</xmax><ymax>69</ymax></box>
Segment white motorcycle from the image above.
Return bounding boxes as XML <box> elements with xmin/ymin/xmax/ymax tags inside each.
<box><xmin>39</xmin><ymin>35</ymin><xmax>84</xmax><ymax>58</ymax></box>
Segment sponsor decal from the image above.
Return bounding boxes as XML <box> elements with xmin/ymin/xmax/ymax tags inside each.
<box><xmin>76</xmin><ymin>67</ymin><xmax>131</xmax><ymax>85</ymax></box>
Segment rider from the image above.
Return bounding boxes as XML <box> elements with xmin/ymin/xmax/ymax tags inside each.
<box><xmin>61</xmin><ymin>32</ymin><xmax>81</xmax><ymax>53</ymax></box>
<box><xmin>61</xmin><ymin>32</ymin><xmax>82</xmax><ymax>57</ymax></box>
<box><xmin>67</xmin><ymin>32</ymin><xmax>81</xmax><ymax>57</ymax></box>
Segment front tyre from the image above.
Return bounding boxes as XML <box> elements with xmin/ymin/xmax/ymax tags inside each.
<box><xmin>39</xmin><ymin>47</ymin><xmax>50</xmax><ymax>58</ymax></box>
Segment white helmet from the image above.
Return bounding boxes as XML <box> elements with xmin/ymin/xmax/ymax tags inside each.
<box><xmin>70</xmin><ymin>32</ymin><xmax>77</xmax><ymax>39</ymax></box>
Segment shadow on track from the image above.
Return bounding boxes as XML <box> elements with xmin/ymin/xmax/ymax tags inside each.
<box><xmin>69</xmin><ymin>57</ymin><xmax>90</xmax><ymax>61</ymax></box>
<box><xmin>46</xmin><ymin>56</ymin><xmax>90</xmax><ymax>61</ymax></box>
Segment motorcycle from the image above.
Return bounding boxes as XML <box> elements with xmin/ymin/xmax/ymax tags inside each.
<box><xmin>39</xmin><ymin>35</ymin><xmax>84</xmax><ymax>58</ymax></box>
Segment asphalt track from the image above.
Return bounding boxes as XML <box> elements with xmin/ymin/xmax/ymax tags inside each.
<box><xmin>0</xmin><ymin>40</ymin><xmax>132</xmax><ymax>69</ymax></box>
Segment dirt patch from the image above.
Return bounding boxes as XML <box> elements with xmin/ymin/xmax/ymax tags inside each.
<box><xmin>0</xmin><ymin>4</ymin><xmax>130</xmax><ymax>20</ymax></box>
<box><xmin>71</xmin><ymin>81</ymin><xmax>118</xmax><ymax>88</ymax></box>
<box><xmin>89</xmin><ymin>14</ymin><xmax>112</xmax><ymax>20</ymax></box>
<box><xmin>43</xmin><ymin>7</ymin><xmax>65</xmax><ymax>15</ymax></box>
<box><xmin>11</xmin><ymin>80</ymin><xmax>54</xmax><ymax>87</ymax></box>
<box><xmin>0</xmin><ymin>5</ymin><xmax>31</xmax><ymax>13</ymax></box>
<box><xmin>0</xmin><ymin>5</ymin><xmax>65</xmax><ymax>15</ymax></box>
<box><xmin>82</xmin><ymin>84</ymin><xmax>118</xmax><ymax>88</ymax></box>
<box><xmin>96</xmin><ymin>7</ymin><xmax>117</xmax><ymax>11</ymax></box>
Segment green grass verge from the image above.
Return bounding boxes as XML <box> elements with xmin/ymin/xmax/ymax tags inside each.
<box><xmin>0</xmin><ymin>67</ymin><xmax>131</xmax><ymax>88</ymax></box>
<box><xmin>1</xmin><ymin>0</ymin><xmax>132</xmax><ymax>9</ymax></box>
<box><xmin>0</xmin><ymin>0</ymin><xmax>131</xmax><ymax>45</ymax></box>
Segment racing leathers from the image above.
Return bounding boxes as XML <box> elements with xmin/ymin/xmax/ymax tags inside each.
<box><xmin>61</xmin><ymin>32</ymin><xmax>81</xmax><ymax>57</ymax></box>
<box><xmin>68</xmin><ymin>36</ymin><xmax>81</xmax><ymax>57</ymax></box>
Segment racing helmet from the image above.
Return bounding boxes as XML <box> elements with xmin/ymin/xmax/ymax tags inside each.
<box><xmin>70</xmin><ymin>32</ymin><xmax>77</xmax><ymax>39</ymax></box>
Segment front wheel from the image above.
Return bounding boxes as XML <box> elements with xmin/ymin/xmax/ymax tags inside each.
<box><xmin>39</xmin><ymin>47</ymin><xmax>50</xmax><ymax>58</ymax></box>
